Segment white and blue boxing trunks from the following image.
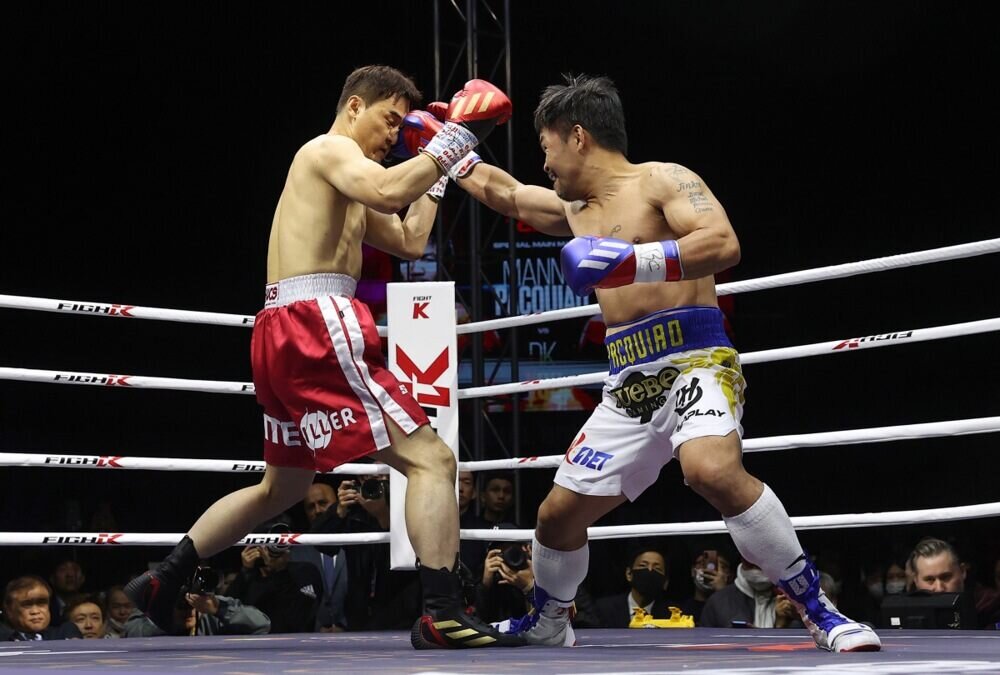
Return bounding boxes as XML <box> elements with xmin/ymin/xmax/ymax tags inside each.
<box><xmin>554</xmin><ymin>306</ymin><xmax>747</xmax><ymax>501</ymax></box>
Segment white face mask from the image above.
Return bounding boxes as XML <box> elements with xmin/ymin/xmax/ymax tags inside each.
<box><xmin>740</xmin><ymin>566</ymin><xmax>773</xmax><ymax>592</ymax></box>
<box><xmin>867</xmin><ymin>582</ymin><xmax>884</xmax><ymax>599</ymax></box>
<box><xmin>885</xmin><ymin>579</ymin><xmax>907</xmax><ymax>595</ymax></box>
<box><xmin>693</xmin><ymin>571</ymin><xmax>715</xmax><ymax>593</ymax></box>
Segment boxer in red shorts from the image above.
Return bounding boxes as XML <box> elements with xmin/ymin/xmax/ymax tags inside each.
<box><xmin>126</xmin><ymin>65</ymin><xmax>524</xmax><ymax>648</ymax></box>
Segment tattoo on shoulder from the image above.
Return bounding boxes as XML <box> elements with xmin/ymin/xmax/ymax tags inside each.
<box><xmin>687</xmin><ymin>189</ymin><xmax>714</xmax><ymax>213</ymax></box>
<box><xmin>666</xmin><ymin>163</ymin><xmax>692</xmax><ymax>178</ymax></box>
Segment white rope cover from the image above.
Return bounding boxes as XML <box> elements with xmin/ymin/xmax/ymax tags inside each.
<box><xmin>459</xmin><ymin>500</ymin><xmax>1000</xmax><ymax>541</ymax></box>
<box><xmin>457</xmin><ymin>237</ymin><xmax>1000</xmax><ymax>333</ymax></box>
<box><xmin>0</xmin><ymin>532</ymin><xmax>389</xmax><ymax>547</ymax></box>
<box><xmin>461</xmin><ymin>317</ymin><xmax>1000</xmax><ymax>398</ymax></box>
<box><xmin>3</xmin><ymin>498</ymin><xmax>998</xmax><ymax>546</ymax></box>
<box><xmin>3</xmin><ymin>416</ymin><xmax>997</xmax><ymax>475</ymax></box>
<box><xmin>2</xmin><ymin>238</ymin><xmax>996</xmax><ymax>337</ymax></box>
<box><xmin>3</xmin><ymin>316</ymin><xmax>996</xmax><ymax>397</ymax></box>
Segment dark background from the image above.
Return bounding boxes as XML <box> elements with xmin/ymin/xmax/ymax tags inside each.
<box><xmin>1</xmin><ymin>2</ymin><xmax>997</xmax><ymax>600</ymax></box>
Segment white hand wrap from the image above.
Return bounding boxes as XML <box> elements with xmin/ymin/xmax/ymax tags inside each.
<box><xmin>420</xmin><ymin>122</ymin><xmax>479</xmax><ymax>174</ymax></box>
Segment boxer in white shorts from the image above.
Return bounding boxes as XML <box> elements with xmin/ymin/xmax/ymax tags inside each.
<box><xmin>557</xmin><ymin>306</ymin><xmax>745</xmax><ymax>500</ymax></box>
<box><xmin>453</xmin><ymin>73</ymin><xmax>880</xmax><ymax>652</ymax></box>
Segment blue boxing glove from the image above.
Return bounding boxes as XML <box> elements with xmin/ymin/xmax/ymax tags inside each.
<box><xmin>390</xmin><ymin>110</ymin><xmax>443</xmax><ymax>160</ymax></box>
<box><xmin>560</xmin><ymin>236</ymin><xmax>684</xmax><ymax>296</ymax></box>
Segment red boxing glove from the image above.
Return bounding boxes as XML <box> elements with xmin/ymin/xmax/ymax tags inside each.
<box><xmin>426</xmin><ymin>101</ymin><xmax>448</xmax><ymax>121</ymax></box>
<box><xmin>420</xmin><ymin>80</ymin><xmax>511</xmax><ymax>174</ymax></box>
<box><xmin>444</xmin><ymin>79</ymin><xmax>512</xmax><ymax>143</ymax></box>
<box><xmin>390</xmin><ymin>110</ymin><xmax>443</xmax><ymax>160</ymax></box>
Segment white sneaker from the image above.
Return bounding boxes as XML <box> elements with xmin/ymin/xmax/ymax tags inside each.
<box><xmin>779</xmin><ymin>559</ymin><xmax>882</xmax><ymax>653</ymax></box>
<box><xmin>493</xmin><ymin>586</ymin><xmax>577</xmax><ymax>647</ymax></box>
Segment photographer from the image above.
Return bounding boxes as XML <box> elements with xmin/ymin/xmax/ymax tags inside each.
<box><xmin>471</xmin><ymin>528</ymin><xmax>601</xmax><ymax>627</ymax></box>
<box><xmin>475</xmin><ymin>538</ymin><xmax>534</xmax><ymax>623</ymax></box>
<box><xmin>124</xmin><ymin>568</ymin><xmax>270</xmax><ymax>637</ymax></box>
<box><xmin>226</xmin><ymin>519</ymin><xmax>323</xmax><ymax>634</ymax></box>
<box><xmin>310</xmin><ymin>472</ymin><xmax>422</xmax><ymax>630</ymax></box>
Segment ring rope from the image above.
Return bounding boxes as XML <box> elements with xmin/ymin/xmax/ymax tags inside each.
<box><xmin>3</xmin><ymin>416</ymin><xmax>997</xmax><ymax>474</ymax></box>
<box><xmin>4</xmin><ymin>316</ymin><xmax>995</xmax><ymax>397</ymax></box>
<box><xmin>456</xmin><ymin>237</ymin><xmax>1000</xmax><ymax>333</ymax></box>
<box><xmin>5</xmin><ymin>498</ymin><xmax>999</xmax><ymax>547</ymax></box>
<box><xmin>459</xmin><ymin>317</ymin><xmax>1000</xmax><ymax>398</ymax></box>
<box><xmin>2</xmin><ymin>238</ymin><xmax>996</xmax><ymax>337</ymax></box>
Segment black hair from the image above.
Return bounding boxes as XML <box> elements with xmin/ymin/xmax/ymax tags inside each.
<box><xmin>533</xmin><ymin>73</ymin><xmax>627</xmax><ymax>154</ymax></box>
<box><xmin>336</xmin><ymin>65</ymin><xmax>422</xmax><ymax>114</ymax></box>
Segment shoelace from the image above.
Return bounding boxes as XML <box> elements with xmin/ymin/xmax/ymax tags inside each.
<box><xmin>503</xmin><ymin>612</ymin><xmax>539</xmax><ymax>635</ymax></box>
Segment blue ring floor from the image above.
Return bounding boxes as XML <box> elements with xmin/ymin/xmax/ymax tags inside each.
<box><xmin>1</xmin><ymin>628</ymin><xmax>999</xmax><ymax>674</ymax></box>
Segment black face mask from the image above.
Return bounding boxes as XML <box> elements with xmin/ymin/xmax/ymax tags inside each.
<box><xmin>630</xmin><ymin>568</ymin><xmax>666</xmax><ymax>599</ymax></box>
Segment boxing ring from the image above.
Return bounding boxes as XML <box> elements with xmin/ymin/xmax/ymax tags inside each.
<box><xmin>2</xmin><ymin>237</ymin><xmax>1000</xmax><ymax>673</ymax></box>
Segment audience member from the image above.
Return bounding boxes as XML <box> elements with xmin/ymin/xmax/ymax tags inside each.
<box><xmin>680</xmin><ymin>549</ymin><xmax>733</xmax><ymax>624</ymax></box>
<box><xmin>476</xmin><ymin>538</ymin><xmax>533</xmax><ymax>623</ymax></box>
<box><xmin>907</xmin><ymin>537</ymin><xmax>1000</xmax><ymax>628</ymax></box>
<box><xmin>124</xmin><ymin>588</ymin><xmax>270</xmax><ymax>637</ymax></box>
<box><xmin>700</xmin><ymin>561</ymin><xmax>801</xmax><ymax>629</ymax></box>
<box><xmin>104</xmin><ymin>586</ymin><xmax>133</xmax><ymax>638</ymax></box>
<box><xmin>596</xmin><ymin>548</ymin><xmax>678</xmax><ymax>628</ymax></box>
<box><xmin>310</xmin><ymin>472</ymin><xmax>422</xmax><ymax>630</ymax></box>
<box><xmin>458</xmin><ymin>471</ymin><xmax>489</xmax><ymax>577</ymax></box>
<box><xmin>65</xmin><ymin>595</ymin><xmax>108</xmax><ymax>639</ymax></box>
<box><xmin>2</xmin><ymin>576</ymin><xmax>81</xmax><ymax>640</ymax></box>
<box><xmin>479</xmin><ymin>472</ymin><xmax>517</xmax><ymax>525</ymax></box>
<box><xmin>227</xmin><ymin>519</ymin><xmax>324</xmax><ymax>634</ymax></box>
<box><xmin>48</xmin><ymin>559</ymin><xmax>86</xmax><ymax>625</ymax></box>
<box><xmin>292</xmin><ymin>481</ymin><xmax>348</xmax><ymax>631</ymax></box>
<box><xmin>473</xmin><ymin>530</ymin><xmax>600</xmax><ymax>628</ymax></box>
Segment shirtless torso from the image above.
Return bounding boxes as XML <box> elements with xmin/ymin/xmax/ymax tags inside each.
<box><xmin>558</xmin><ymin>161</ymin><xmax>727</xmax><ymax>330</ymax></box>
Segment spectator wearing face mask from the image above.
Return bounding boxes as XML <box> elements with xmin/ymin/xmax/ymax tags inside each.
<box><xmin>700</xmin><ymin>561</ymin><xmax>803</xmax><ymax>629</ymax></box>
<box><xmin>595</xmin><ymin>548</ymin><xmax>678</xmax><ymax>628</ymax></box>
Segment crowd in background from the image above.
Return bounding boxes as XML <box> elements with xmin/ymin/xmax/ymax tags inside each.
<box><xmin>4</xmin><ymin>471</ymin><xmax>999</xmax><ymax>640</ymax></box>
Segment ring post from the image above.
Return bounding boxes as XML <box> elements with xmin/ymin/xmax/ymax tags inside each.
<box><xmin>386</xmin><ymin>281</ymin><xmax>459</xmax><ymax>569</ymax></box>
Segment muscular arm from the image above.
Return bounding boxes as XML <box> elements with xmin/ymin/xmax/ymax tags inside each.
<box><xmin>363</xmin><ymin>194</ymin><xmax>438</xmax><ymax>260</ymax></box>
<box><xmin>311</xmin><ymin>135</ymin><xmax>444</xmax><ymax>214</ymax></box>
<box><xmin>648</xmin><ymin>163</ymin><xmax>740</xmax><ymax>278</ymax></box>
<box><xmin>457</xmin><ymin>162</ymin><xmax>572</xmax><ymax>236</ymax></box>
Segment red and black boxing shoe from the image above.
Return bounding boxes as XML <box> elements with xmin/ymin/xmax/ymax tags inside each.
<box><xmin>411</xmin><ymin>607</ymin><xmax>527</xmax><ymax>649</ymax></box>
<box><xmin>123</xmin><ymin>535</ymin><xmax>199</xmax><ymax>633</ymax></box>
<box><xmin>410</xmin><ymin>557</ymin><xmax>526</xmax><ymax>649</ymax></box>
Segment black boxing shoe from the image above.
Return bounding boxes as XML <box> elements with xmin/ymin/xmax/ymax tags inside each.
<box><xmin>411</xmin><ymin>607</ymin><xmax>527</xmax><ymax>649</ymax></box>
<box><xmin>124</xmin><ymin>535</ymin><xmax>199</xmax><ymax>632</ymax></box>
<box><xmin>410</xmin><ymin>557</ymin><xmax>526</xmax><ymax>649</ymax></box>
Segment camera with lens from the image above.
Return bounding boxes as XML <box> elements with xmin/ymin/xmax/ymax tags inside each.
<box><xmin>346</xmin><ymin>477</ymin><xmax>386</xmax><ymax>501</ymax></box>
<box><xmin>178</xmin><ymin>565</ymin><xmax>219</xmax><ymax>606</ymax></box>
<box><xmin>488</xmin><ymin>541</ymin><xmax>529</xmax><ymax>572</ymax></box>
<box><xmin>252</xmin><ymin>521</ymin><xmax>293</xmax><ymax>568</ymax></box>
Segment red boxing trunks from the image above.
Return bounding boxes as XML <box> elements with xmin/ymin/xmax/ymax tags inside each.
<box><xmin>251</xmin><ymin>273</ymin><xmax>429</xmax><ymax>472</ymax></box>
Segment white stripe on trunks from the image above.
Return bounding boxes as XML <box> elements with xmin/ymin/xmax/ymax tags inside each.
<box><xmin>334</xmin><ymin>296</ymin><xmax>419</xmax><ymax>436</ymax></box>
<box><xmin>317</xmin><ymin>295</ymin><xmax>390</xmax><ymax>449</ymax></box>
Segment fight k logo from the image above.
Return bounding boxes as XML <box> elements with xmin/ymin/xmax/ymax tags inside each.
<box><xmin>609</xmin><ymin>366</ymin><xmax>680</xmax><ymax>423</ymax></box>
<box><xmin>395</xmin><ymin>347</ymin><xmax>450</xmax><ymax>406</ymax></box>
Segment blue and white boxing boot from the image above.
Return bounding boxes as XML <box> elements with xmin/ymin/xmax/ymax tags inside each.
<box><xmin>493</xmin><ymin>585</ymin><xmax>576</xmax><ymax>647</ymax></box>
<box><xmin>779</xmin><ymin>556</ymin><xmax>881</xmax><ymax>652</ymax></box>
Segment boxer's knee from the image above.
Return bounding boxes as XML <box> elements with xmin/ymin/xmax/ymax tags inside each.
<box><xmin>535</xmin><ymin>489</ymin><xmax>587</xmax><ymax>550</ymax></box>
<box><xmin>382</xmin><ymin>425</ymin><xmax>455</xmax><ymax>481</ymax></box>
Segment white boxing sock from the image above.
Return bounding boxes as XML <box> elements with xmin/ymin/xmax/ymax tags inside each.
<box><xmin>723</xmin><ymin>484</ymin><xmax>806</xmax><ymax>582</ymax></box>
<box><xmin>532</xmin><ymin>538</ymin><xmax>588</xmax><ymax>603</ymax></box>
